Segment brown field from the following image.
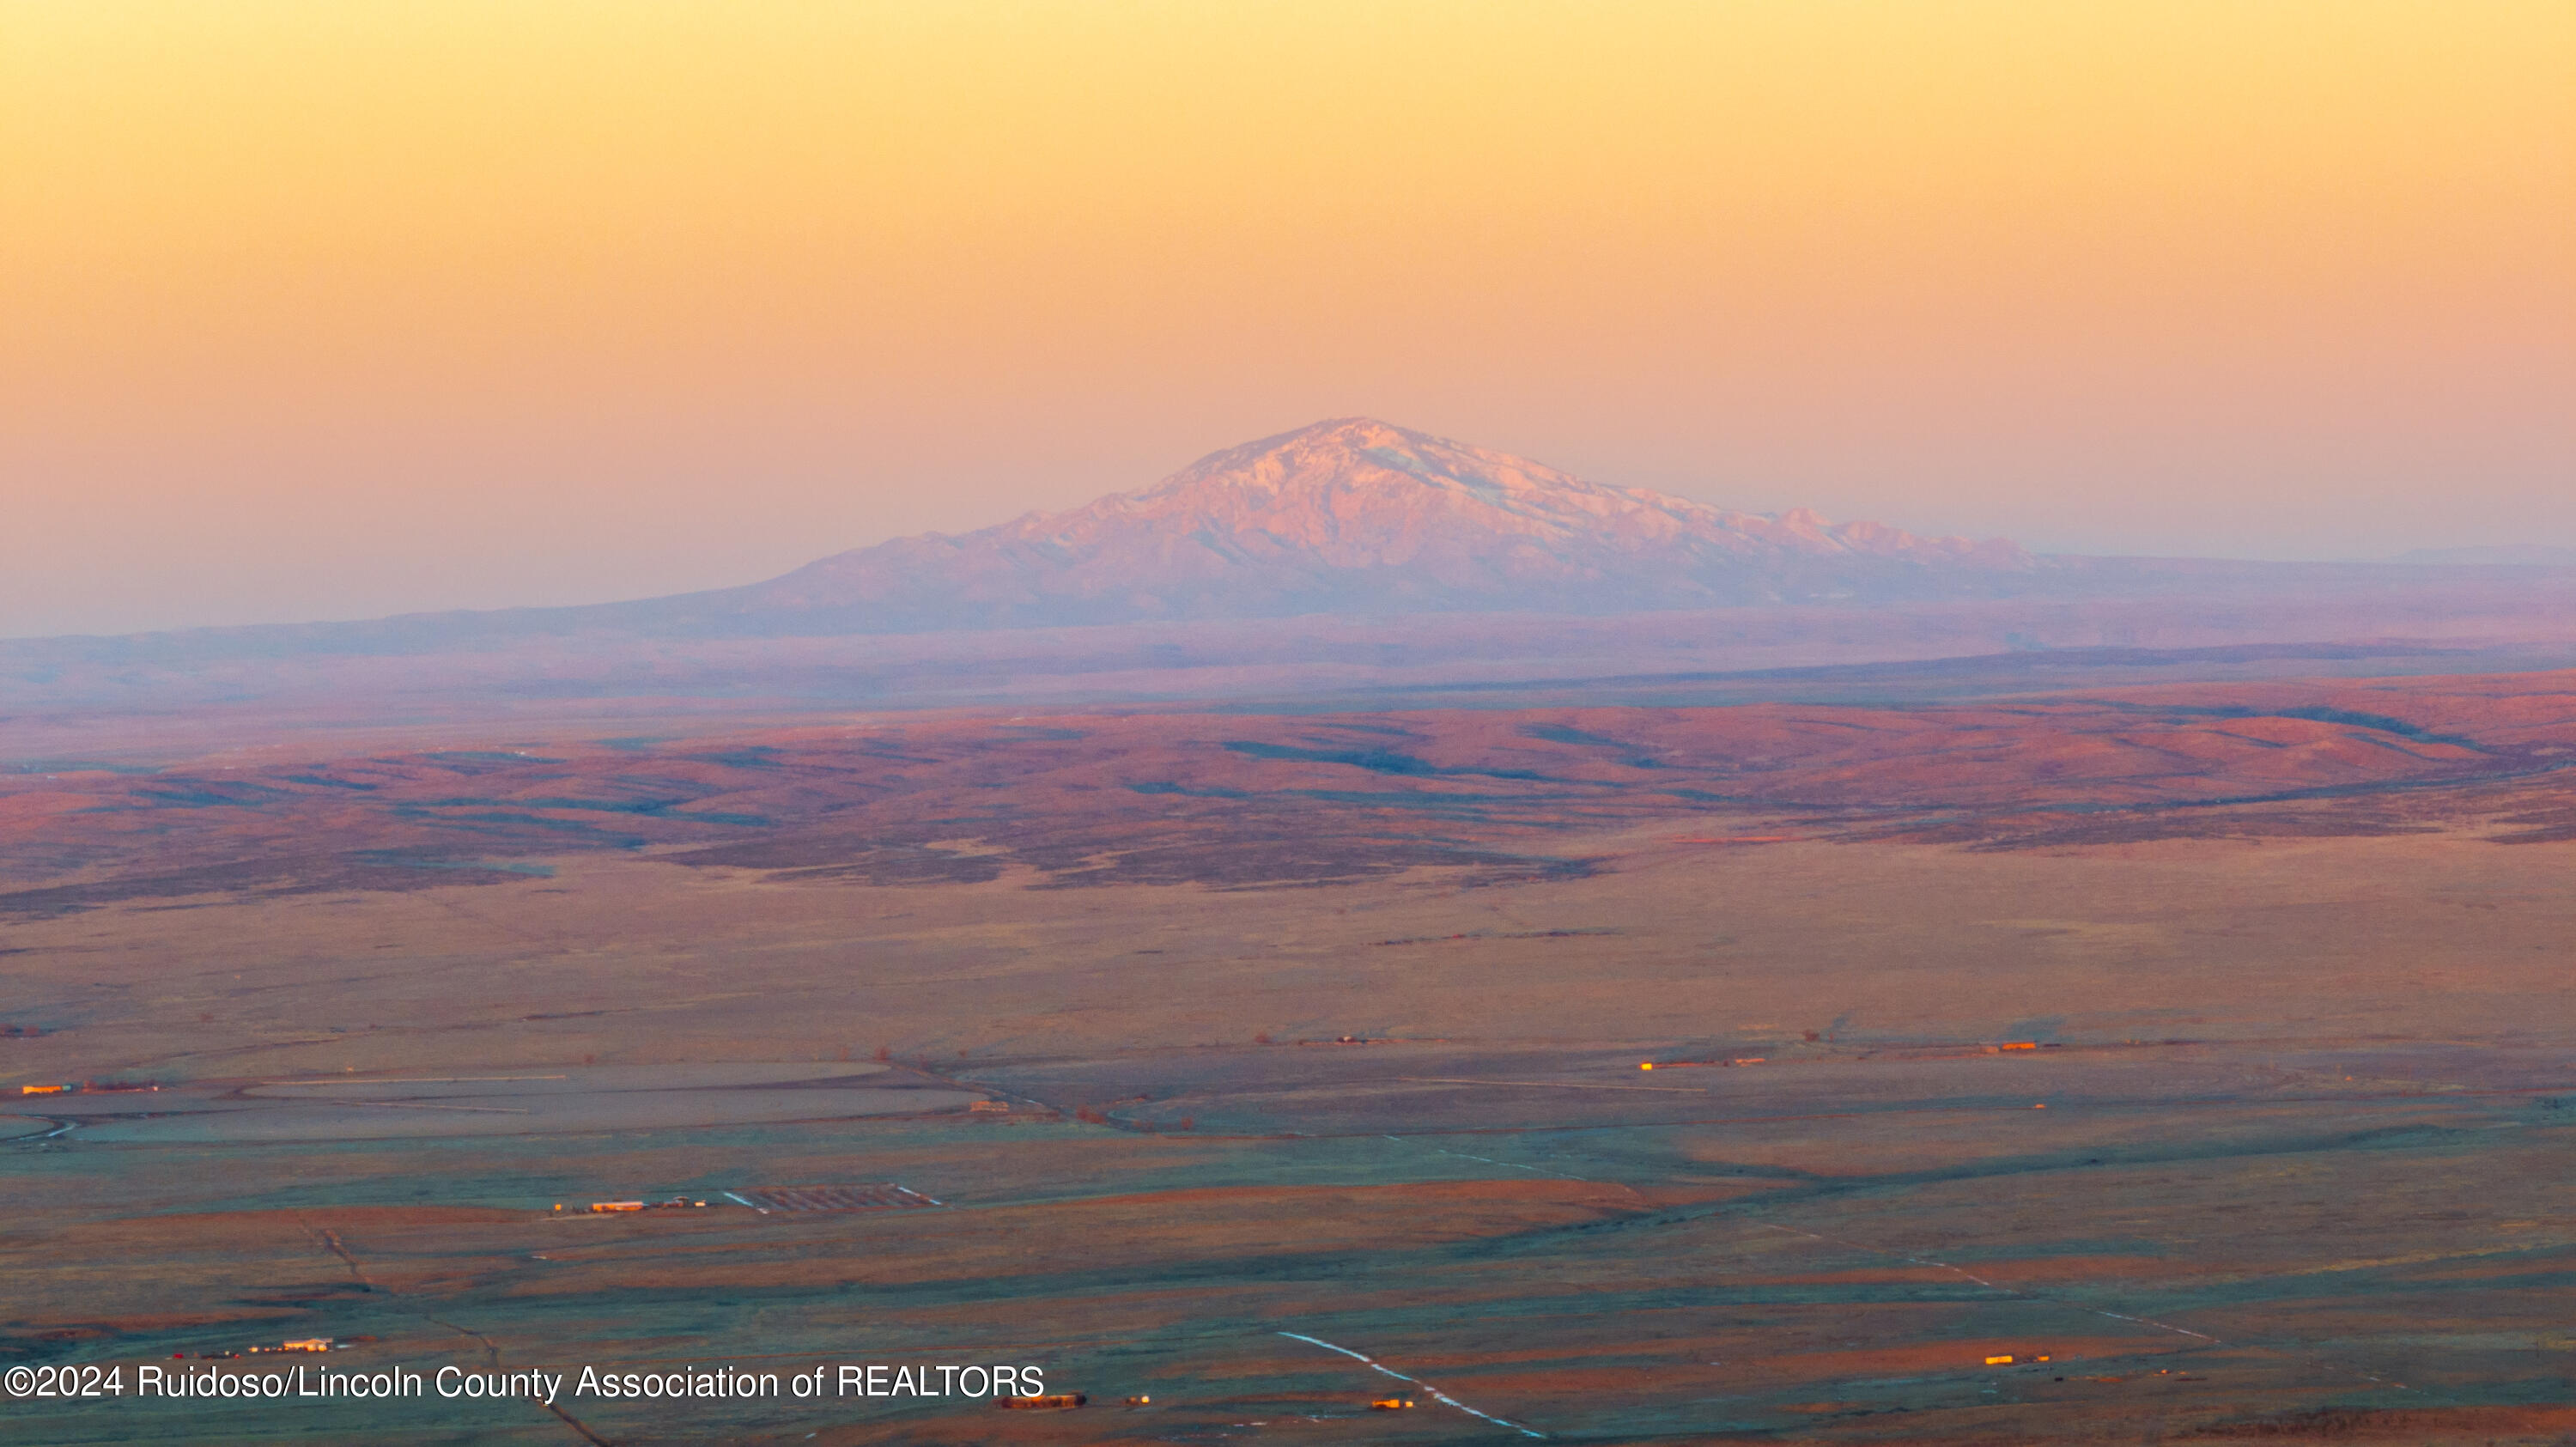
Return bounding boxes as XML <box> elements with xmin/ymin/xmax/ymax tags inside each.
<box><xmin>3</xmin><ymin>666</ymin><xmax>2573</xmax><ymax>1443</ymax></box>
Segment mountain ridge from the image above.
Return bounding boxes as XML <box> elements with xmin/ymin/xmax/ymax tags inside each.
<box><xmin>9</xmin><ymin>418</ymin><xmax>2575</xmax><ymax>666</ymax></box>
<box><xmin>722</xmin><ymin>417</ymin><xmax>2040</xmax><ymax>628</ymax></box>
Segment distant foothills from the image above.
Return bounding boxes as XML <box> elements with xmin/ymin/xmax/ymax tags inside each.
<box><xmin>12</xmin><ymin>418</ymin><xmax>2576</xmax><ymax>660</ymax></box>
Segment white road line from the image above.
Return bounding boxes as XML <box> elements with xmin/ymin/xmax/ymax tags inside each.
<box><xmin>1753</xmin><ymin>1222</ymin><xmax>2217</xmax><ymax>1342</ymax></box>
<box><xmin>1749</xmin><ymin>1219</ymin><xmax>2413</xmax><ymax>1389</ymax></box>
<box><xmin>1387</xmin><ymin>1134</ymin><xmax>1592</xmax><ymax>1183</ymax></box>
<box><xmin>2087</xmin><ymin>1310</ymin><xmax>2219</xmax><ymax>1342</ymax></box>
<box><xmin>1276</xmin><ymin>1331</ymin><xmax>1545</xmax><ymax>1438</ymax></box>
<box><xmin>1741</xmin><ymin>1210</ymin><xmax>2421</xmax><ymax>1390</ymax></box>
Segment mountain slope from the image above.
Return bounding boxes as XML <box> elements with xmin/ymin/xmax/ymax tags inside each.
<box><xmin>712</xmin><ymin>418</ymin><xmax>2038</xmax><ymax>629</ymax></box>
<box><xmin>17</xmin><ymin>419</ymin><xmax>2571</xmax><ymax>690</ymax></box>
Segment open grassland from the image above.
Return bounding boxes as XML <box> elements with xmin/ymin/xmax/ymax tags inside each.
<box><xmin>9</xmin><ymin>669</ymin><xmax>2576</xmax><ymax>915</ymax></box>
<box><xmin>4</xmin><ymin>672</ymin><xmax>2573</xmax><ymax>1443</ymax></box>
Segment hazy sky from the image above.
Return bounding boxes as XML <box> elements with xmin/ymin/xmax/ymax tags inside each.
<box><xmin>5</xmin><ymin>1</ymin><xmax>2571</xmax><ymax>637</ymax></box>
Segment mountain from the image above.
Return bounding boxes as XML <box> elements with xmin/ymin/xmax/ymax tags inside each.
<box><xmin>13</xmin><ymin>419</ymin><xmax>2576</xmax><ymax>698</ymax></box>
<box><xmin>698</xmin><ymin>418</ymin><xmax>2038</xmax><ymax>630</ymax></box>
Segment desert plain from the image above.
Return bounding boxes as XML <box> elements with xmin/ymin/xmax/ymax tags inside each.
<box><xmin>4</xmin><ymin>660</ymin><xmax>2574</xmax><ymax>1445</ymax></box>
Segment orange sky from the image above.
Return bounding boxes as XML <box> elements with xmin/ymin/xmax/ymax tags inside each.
<box><xmin>4</xmin><ymin>1</ymin><xmax>2570</xmax><ymax>636</ymax></box>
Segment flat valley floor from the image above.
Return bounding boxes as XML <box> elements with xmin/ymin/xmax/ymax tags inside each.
<box><xmin>5</xmin><ymin>675</ymin><xmax>2575</xmax><ymax>1444</ymax></box>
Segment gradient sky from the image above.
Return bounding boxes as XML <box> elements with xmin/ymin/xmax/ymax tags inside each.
<box><xmin>5</xmin><ymin>1</ymin><xmax>2571</xmax><ymax>637</ymax></box>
